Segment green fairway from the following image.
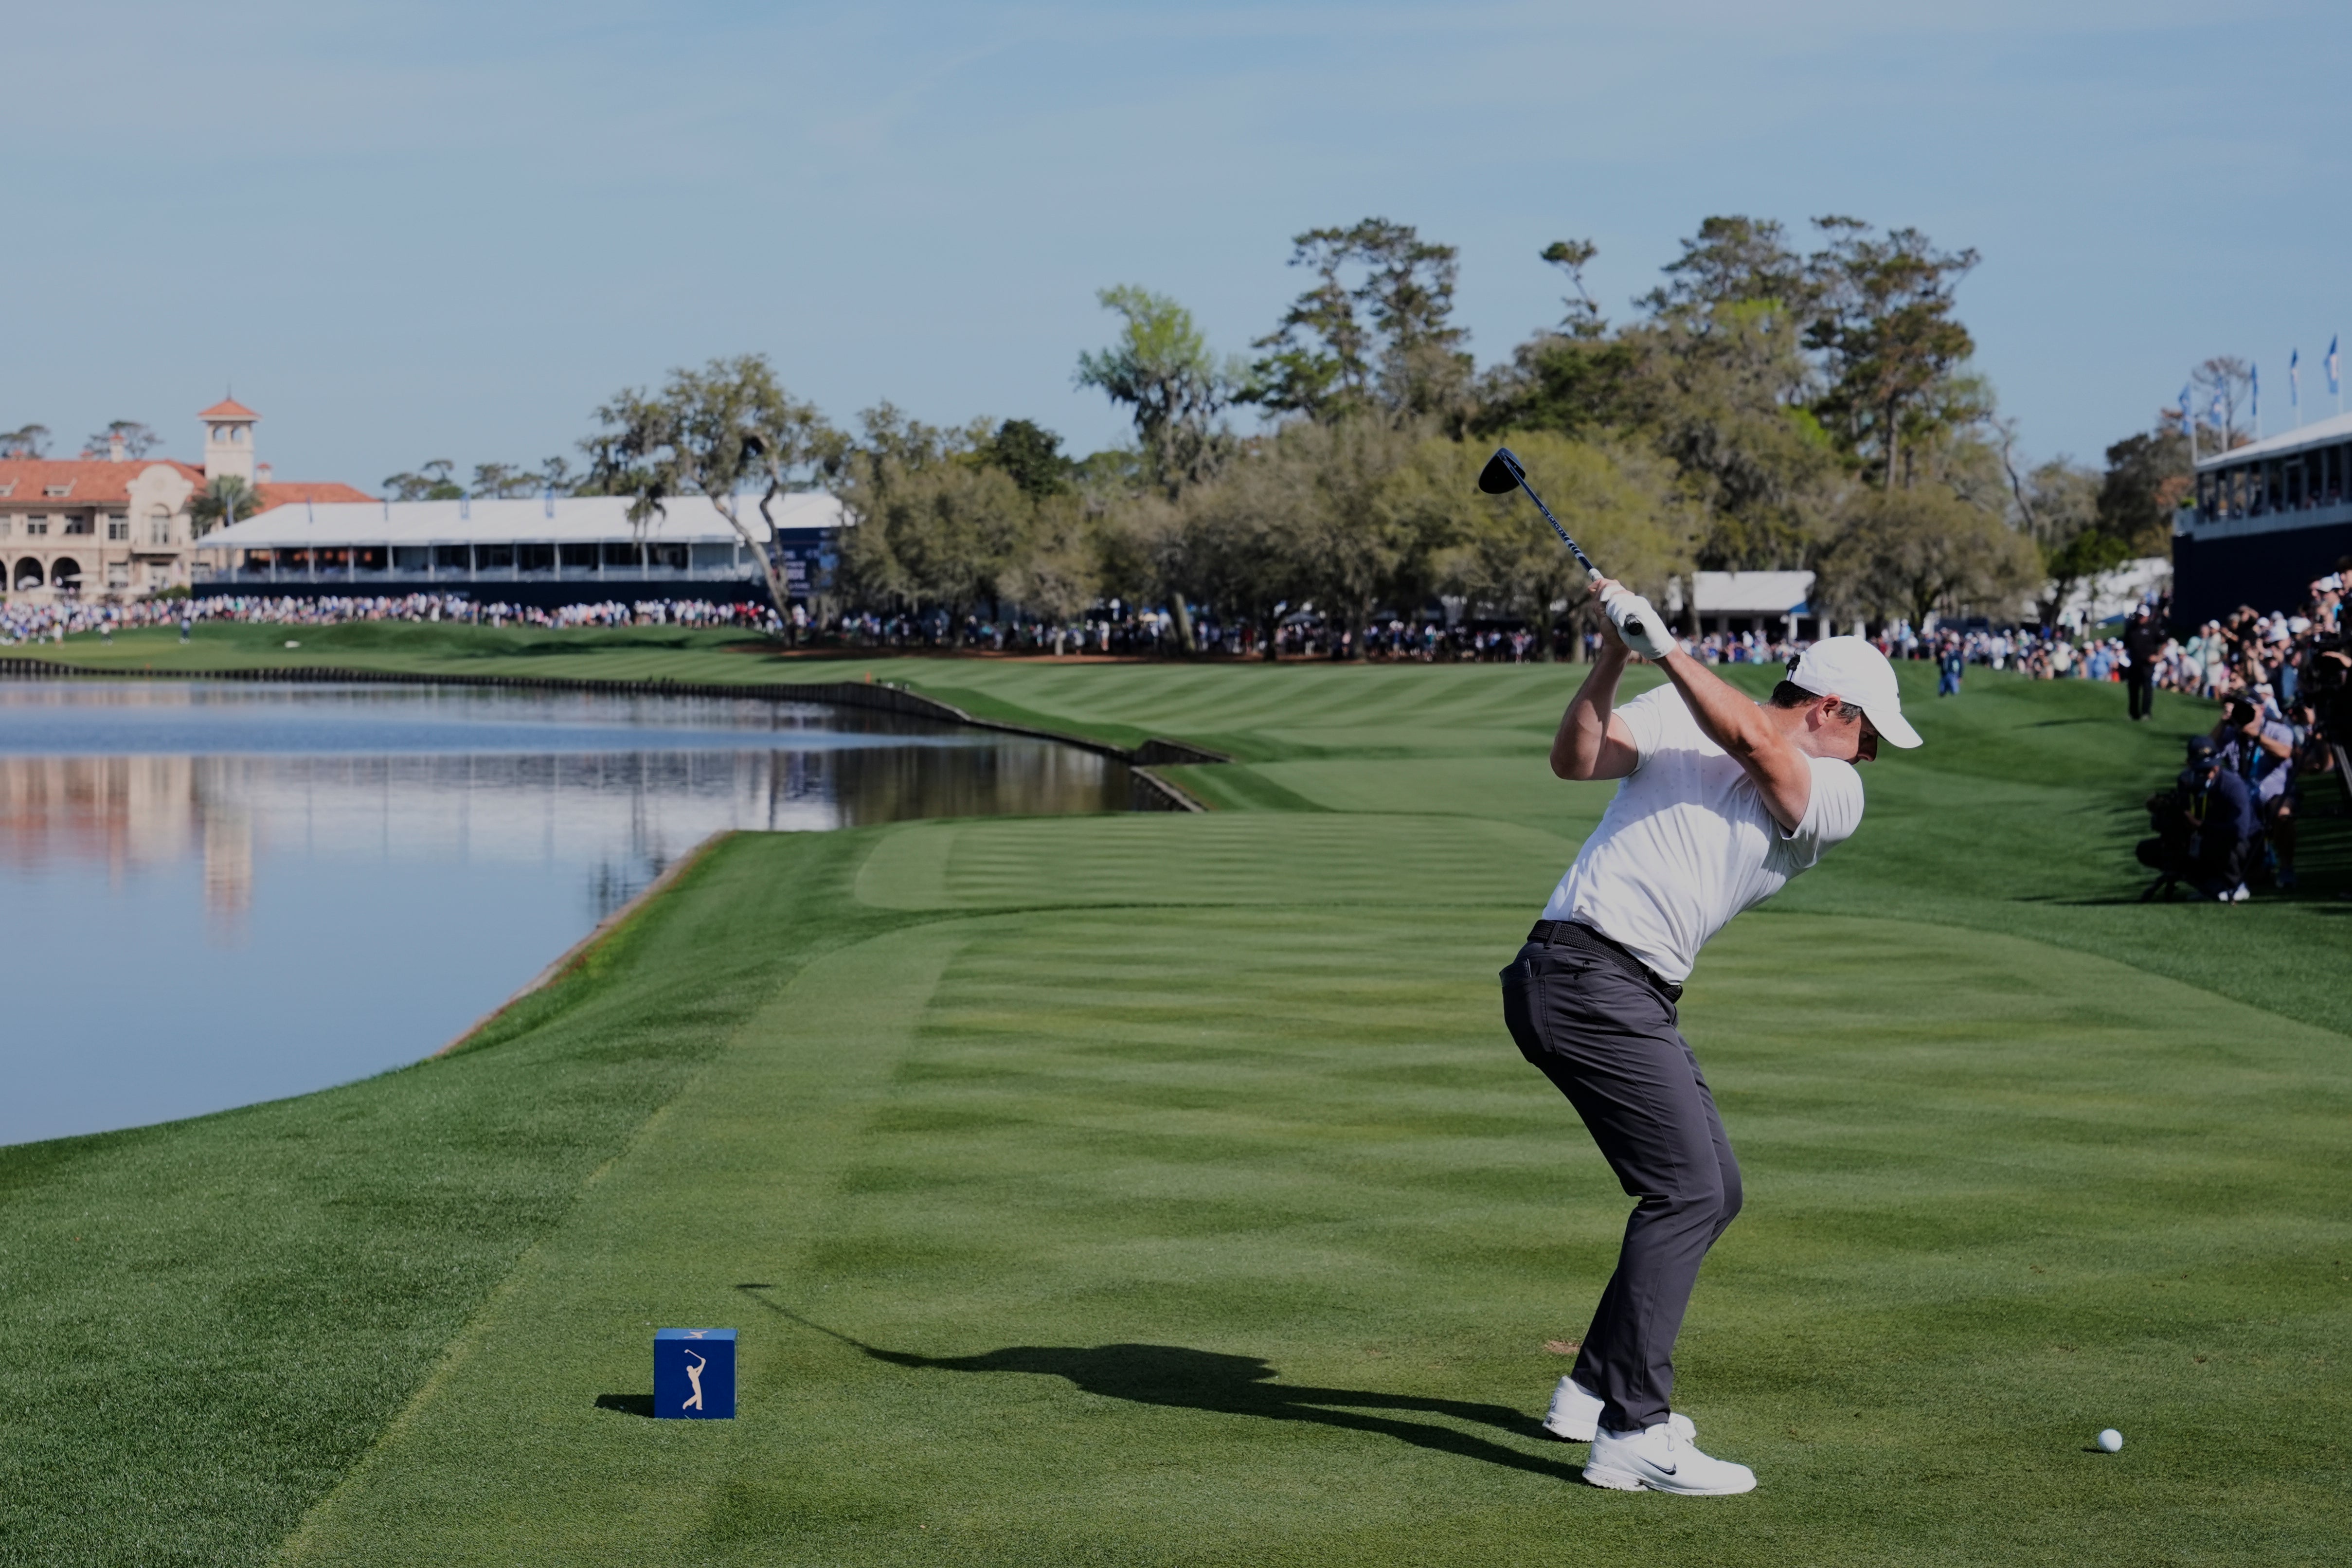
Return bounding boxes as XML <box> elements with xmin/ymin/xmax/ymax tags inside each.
<box><xmin>0</xmin><ymin>646</ymin><xmax>2345</xmax><ymax>1564</ymax></box>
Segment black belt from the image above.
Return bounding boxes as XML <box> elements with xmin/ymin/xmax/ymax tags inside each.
<box><xmin>1526</xmin><ymin>919</ymin><xmax>1684</xmax><ymax>1003</ymax></box>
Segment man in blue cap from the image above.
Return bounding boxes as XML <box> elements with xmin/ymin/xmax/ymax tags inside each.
<box><xmin>2166</xmin><ymin>735</ymin><xmax>2259</xmax><ymax>901</ymax></box>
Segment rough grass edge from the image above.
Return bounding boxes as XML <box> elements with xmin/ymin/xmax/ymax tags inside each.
<box><xmin>434</xmin><ymin>830</ymin><xmax>736</xmax><ymax>1061</ymax></box>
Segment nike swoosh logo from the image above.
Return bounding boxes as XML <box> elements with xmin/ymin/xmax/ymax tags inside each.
<box><xmin>1649</xmin><ymin>1461</ymin><xmax>1677</xmax><ymax>1475</ymax></box>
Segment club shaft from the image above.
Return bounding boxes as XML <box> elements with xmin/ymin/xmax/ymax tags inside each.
<box><xmin>1514</xmin><ymin>477</ymin><xmax>1600</xmax><ymax>577</ymax></box>
<box><xmin>1510</xmin><ymin>469</ymin><xmax>1650</xmax><ymax>639</ymax></box>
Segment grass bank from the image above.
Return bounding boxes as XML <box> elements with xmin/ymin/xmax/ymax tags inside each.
<box><xmin>0</xmin><ymin>643</ymin><xmax>2345</xmax><ymax>1564</ymax></box>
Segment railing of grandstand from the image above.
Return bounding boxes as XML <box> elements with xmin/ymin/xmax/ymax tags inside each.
<box><xmin>2195</xmin><ymin>441</ymin><xmax>2352</xmax><ymax>524</ymax></box>
<box><xmin>212</xmin><ymin>542</ymin><xmax>756</xmax><ymax>585</ymax></box>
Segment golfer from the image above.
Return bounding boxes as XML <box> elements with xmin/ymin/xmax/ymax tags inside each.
<box><xmin>1500</xmin><ymin>579</ymin><xmax>1920</xmax><ymax>1496</ymax></box>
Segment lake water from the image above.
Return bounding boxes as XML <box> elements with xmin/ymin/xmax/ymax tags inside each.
<box><xmin>0</xmin><ymin>680</ymin><xmax>1131</xmax><ymax>1146</ymax></box>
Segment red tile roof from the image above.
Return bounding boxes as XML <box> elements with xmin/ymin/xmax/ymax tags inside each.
<box><xmin>0</xmin><ymin>459</ymin><xmax>204</xmax><ymax>504</ymax></box>
<box><xmin>0</xmin><ymin>460</ymin><xmax>373</xmax><ymax>507</ymax></box>
<box><xmin>198</xmin><ymin>398</ymin><xmax>260</xmax><ymax>420</ymax></box>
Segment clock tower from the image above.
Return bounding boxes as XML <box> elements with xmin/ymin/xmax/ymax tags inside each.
<box><xmin>199</xmin><ymin>397</ymin><xmax>259</xmax><ymax>485</ymax></box>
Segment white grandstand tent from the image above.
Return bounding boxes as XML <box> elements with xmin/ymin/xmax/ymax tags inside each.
<box><xmin>195</xmin><ymin>492</ymin><xmax>847</xmax><ymax>606</ymax></box>
<box><xmin>1664</xmin><ymin>571</ymin><xmax>1825</xmax><ymax>640</ymax></box>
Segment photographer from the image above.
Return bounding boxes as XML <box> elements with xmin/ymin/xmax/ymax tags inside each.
<box><xmin>2138</xmin><ymin>737</ymin><xmax>2258</xmax><ymax>902</ymax></box>
<box><xmin>2210</xmin><ymin>692</ymin><xmax>2296</xmax><ymax>886</ymax></box>
<box><xmin>2305</xmin><ymin>575</ymin><xmax>2349</xmax><ymax>751</ymax></box>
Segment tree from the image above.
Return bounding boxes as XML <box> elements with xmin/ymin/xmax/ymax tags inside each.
<box><xmin>830</xmin><ymin>405</ymin><xmax>1040</xmax><ymax>626</ymax></box>
<box><xmin>2097</xmin><ymin>426</ymin><xmax>2192</xmax><ymax>557</ymax></box>
<box><xmin>1251</xmin><ymin>218</ymin><xmax>1472</xmax><ymax>427</ymax></box>
<box><xmin>1997</xmin><ymin>426</ymin><xmax>2096</xmax><ymax>552</ymax></box>
<box><xmin>1998</xmin><ymin>417</ymin><xmax>2188</xmax><ymax>627</ymax></box>
<box><xmin>1272</xmin><ymin>417</ymin><xmax>1424</xmax><ymax>652</ymax></box>
<box><xmin>1145</xmin><ymin>421</ymin><xmax>1423</xmax><ymax>661</ymax></box>
<box><xmin>877</xmin><ymin>462</ymin><xmax>1031</xmax><ymax>620</ymax></box>
<box><xmin>2</xmin><ymin>424</ymin><xmax>52</xmax><ymax>458</ymax></box>
<box><xmin>1075</xmin><ymin>287</ymin><xmax>1243</xmax><ymax>498</ymax></box>
<box><xmin>1480</xmin><ymin>220</ymin><xmax>1834</xmax><ymax>573</ymax></box>
<box><xmin>827</xmin><ymin>403</ymin><xmax>932</xmax><ymax>612</ymax></box>
<box><xmin>995</xmin><ymin>491</ymin><xmax>1103</xmax><ymax>626</ymax></box>
<box><xmin>585</xmin><ymin>354</ymin><xmax>844</xmax><ymax>623</ymax></box>
<box><xmin>2037</xmin><ymin>525</ymin><xmax>2133</xmax><ymax>631</ymax></box>
<box><xmin>1642</xmin><ymin>306</ymin><xmax>1838</xmax><ymax>570</ymax></box>
<box><xmin>1421</xmin><ymin>431</ymin><xmax>1693</xmax><ymax>660</ymax></box>
<box><xmin>1541</xmin><ymin>239</ymin><xmax>1606</xmax><ymax>339</ymax></box>
<box><xmin>1362</xmin><ymin>221</ymin><xmax>1473</xmax><ymax>425</ymax></box>
<box><xmin>88</xmin><ymin>420</ymin><xmax>162</xmax><ymax>458</ymax></box>
<box><xmin>1249</xmin><ymin>231</ymin><xmax>1371</xmax><ymax>422</ymax></box>
<box><xmin>468</xmin><ymin>462</ymin><xmax>541</xmax><ymax>498</ymax></box>
<box><xmin>1449</xmin><ymin>434</ymin><xmax>1693</xmax><ymax>663</ymax></box>
<box><xmin>1640</xmin><ymin>216</ymin><xmax>1811</xmax><ymax>323</ymax></box>
<box><xmin>1470</xmin><ymin>239</ymin><xmax>1639</xmax><ymax>437</ymax></box>
<box><xmin>1628</xmin><ymin>231</ymin><xmax>1836</xmax><ymax>574</ymax></box>
<box><xmin>1997</xmin><ymin>429</ymin><xmax>2112</xmax><ymax>627</ymax></box>
<box><xmin>1805</xmin><ymin>218</ymin><xmax>1981</xmax><ymax>488</ymax></box>
<box><xmin>1162</xmin><ymin>439</ymin><xmax>1316</xmax><ymax>659</ymax></box>
<box><xmin>979</xmin><ymin>419</ymin><xmax>1072</xmax><ymax>499</ymax></box>
<box><xmin>187</xmin><ymin>475</ymin><xmax>268</xmax><ymax>536</ymax></box>
<box><xmin>1814</xmin><ymin>484</ymin><xmax>2037</xmax><ymax>633</ymax></box>
<box><xmin>1472</xmin><ymin>331</ymin><xmax>1644</xmax><ymax>443</ymax></box>
<box><xmin>381</xmin><ymin>460</ymin><xmax>463</xmax><ymax>501</ymax></box>
<box><xmin>2188</xmin><ymin>357</ymin><xmax>2253</xmax><ymax>451</ymax></box>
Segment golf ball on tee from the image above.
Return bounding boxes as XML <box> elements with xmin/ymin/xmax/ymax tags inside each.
<box><xmin>2097</xmin><ymin>1428</ymin><xmax>2123</xmax><ymax>1453</ymax></box>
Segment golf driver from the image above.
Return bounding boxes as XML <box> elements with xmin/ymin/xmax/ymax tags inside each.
<box><xmin>1476</xmin><ymin>446</ymin><xmax>1647</xmax><ymax>640</ymax></box>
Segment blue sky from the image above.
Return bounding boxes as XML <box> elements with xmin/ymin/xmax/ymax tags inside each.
<box><xmin>7</xmin><ymin>1</ymin><xmax>2345</xmax><ymax>488</ymax></box>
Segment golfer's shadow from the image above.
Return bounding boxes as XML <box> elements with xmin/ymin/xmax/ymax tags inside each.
<box><xmin>736</xmin><ymin>1288</ymin><xmax>1578</xmax><ymax>1482</ymax></box>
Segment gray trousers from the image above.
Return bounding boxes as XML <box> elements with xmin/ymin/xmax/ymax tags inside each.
<box><xmin>1499</xmin><ymin>922</ymin><xmax>1742</xmax><ymax>1433</ymax></box>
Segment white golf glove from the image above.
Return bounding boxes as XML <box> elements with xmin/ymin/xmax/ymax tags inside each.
<box><xmin>1600</xmin><ymin>584</ymin><xmax>1675</xmax><ymax>661</ymax></box>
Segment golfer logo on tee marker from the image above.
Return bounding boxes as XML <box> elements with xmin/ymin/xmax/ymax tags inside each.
<box><xmin>682</xmin><ymin>1350</ymin><xmax>707</xmax><ymax>1412</ymax></box>
<box><xmin>1494</xmin><ymin>532</ymin><xmax>1921</xmax><ymax>1496</ymax></box>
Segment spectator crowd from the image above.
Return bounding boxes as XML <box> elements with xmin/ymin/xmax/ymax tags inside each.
<box><xmin>2</xmin><ymin>564</ymin><xmax>2343</xmax><ymax>905</ymax></box>
<box><xmin>2127</xmin><ymin>568</ymin><xmax>2348</xmax><ymax>902</ymax></box>
<box><xmin>0</xmin><ymin>594</ymin><xmax>789</xmax><ymax>646</ymax></box>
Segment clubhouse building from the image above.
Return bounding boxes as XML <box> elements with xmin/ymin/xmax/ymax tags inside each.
<box><xmin>1665</xmin><ymin>571</ymin><xmax>1829</xmax><ymax>642</ymax></box>
<box><xmin>0</xmin><ymin>400</ymin><xmax>369</xmax><ymax>601</ymax></box>
<box><xmin>2180</xmin><ymin>413</ymin><xmax>2352</xmax><ymax>623</ymax></box>
<box><xmin>197</xmin><ymin>491</ymin><xmax>846</xmax><ymax>606</ymax></box>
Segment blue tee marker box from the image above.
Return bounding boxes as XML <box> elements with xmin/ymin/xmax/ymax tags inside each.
<box><xmin>654</xmin><ymin>1329</ymin><xmax>737</xmax><ymax>1419</ymax></box>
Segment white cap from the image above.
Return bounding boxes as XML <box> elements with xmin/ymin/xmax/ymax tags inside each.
<box><xmin>1787</xmin><ymin>636</ymin><xmax>1922</xmax><ymax>749</ymax></box>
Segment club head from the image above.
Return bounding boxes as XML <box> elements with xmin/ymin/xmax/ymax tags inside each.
<box><xmin>1477</xmin><ymin>448</ymin><xmax>1526</xmax><ymax>495</ymax></box>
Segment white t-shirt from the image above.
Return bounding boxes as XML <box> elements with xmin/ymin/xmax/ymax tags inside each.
<box><xmin>1540</xmin><ymin>685</ymin><xmax>1867</xmax><ymax>983</ymax></box>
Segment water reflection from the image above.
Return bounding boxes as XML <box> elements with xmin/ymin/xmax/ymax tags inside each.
<box><xmin>0</xmin><ymin>677</ymin><xmax>1034</xmax><ymax>755</ymax></box>
<box><xmin>0</xmin><ymin>753</ymin><xmax>201</xmax><ymax>877</ymax></box>
<box><xmin>0</xmin><ymin>681</ymin><xmax>1130</xmax><ymax>1144</ymax></box>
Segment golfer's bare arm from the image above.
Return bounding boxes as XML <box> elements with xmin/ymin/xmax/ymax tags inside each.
<box><xmin>1550</xmin><ymin>645</ymin><xmax>1640</xmax><ymax>780</ymax></box>
<box><xmin>1572</xmin><ymin>577</ymin><xmax>1813</xmax><ymax>830</ymax></box>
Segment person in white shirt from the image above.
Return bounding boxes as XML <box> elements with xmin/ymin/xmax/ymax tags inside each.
<box><xmin>1499</xmin><ymin>578</ymin><xmax>1921</xmax><ymax>1496</ymax></box>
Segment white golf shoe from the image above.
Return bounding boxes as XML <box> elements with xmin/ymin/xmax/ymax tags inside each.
<box><xmin>1541</xmin><ymin>1376</ymin><xmax>1696</xmax><ymax>1443</ymax></box>
<box><xmin>1582</xmin><ymin>1421</ymin><xmax>1756</xmax><ymax>1495</ymax></box>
